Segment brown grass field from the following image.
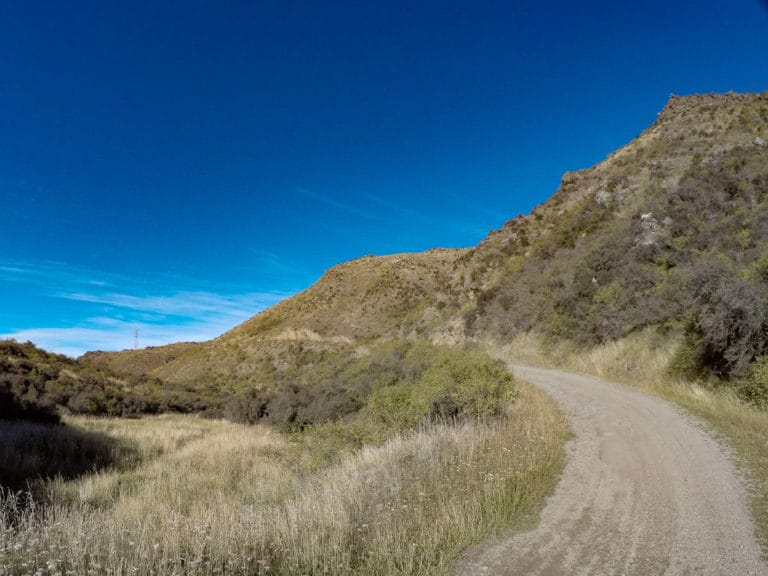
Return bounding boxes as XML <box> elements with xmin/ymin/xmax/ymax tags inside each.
<box><xmin>0</xmin><ymin>381</ymin><xmax>566</xmax><ymax>576</ymax></box>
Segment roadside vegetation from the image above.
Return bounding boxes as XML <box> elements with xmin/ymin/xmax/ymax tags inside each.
<box><xmin>0</xmin><ymin>341</ymin><xmax>567</xmax><ymax>576</ymax></box>
<box><xmin>458</xmin><ymin>100</ymin><xmax>768</xmax><ymax>552</ymax></box>
<box><xmin>0</xmin><ymin>338</ymin><xmax>517</xmax><ymax>431</ymax></box>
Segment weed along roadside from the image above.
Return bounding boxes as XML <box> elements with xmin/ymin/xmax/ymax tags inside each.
<box><xmin>0</xmin><ymin>344</ymin><xmax>567</xmax><ymax>576</ymax></box>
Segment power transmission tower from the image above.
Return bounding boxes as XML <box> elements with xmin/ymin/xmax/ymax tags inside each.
<box><xmin>134</xmin><ymin>329</ymin><xmax>139</xmax><ymax>350</ymax></box>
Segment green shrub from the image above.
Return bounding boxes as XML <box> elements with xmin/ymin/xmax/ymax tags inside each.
<box><xmin>361</xmin><ymin>345</ymin><xmax>516</xmax><ymax>435</ymax></box>
<box><xmin>222</xmin><ymin>341</ymin><xmax>517</xmax><ymax>446</ymax></box>
<box><xmin>737</xmin><ymin>356</ymin><xmax>768</xmax><ymax>406</ymax></box>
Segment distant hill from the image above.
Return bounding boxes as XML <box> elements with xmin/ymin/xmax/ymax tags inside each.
<box><xmin>82</xmin><ymin>341</ymin><xmax>201</xmax><ymax>377</ymax></box>
<box><xmin>0</xmin><ymin>339</ymin><xmax>205</xmax><ymax>420</ymax></box>
<box><xmin>88</xmin><ymin>249</ymin><xmax>464</xmax><ymax>392</ymax></box>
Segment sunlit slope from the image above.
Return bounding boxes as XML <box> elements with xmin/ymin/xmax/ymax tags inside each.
<box><xmin>128</xmin><ymin>249</ymin><xmax>465</xmax><ymax>387</ymax></box>
<box><xmin>82</xmin><ymin>342</ymin><xmax>201</xmax><ymax>377</ymax></box>
<box><xmin>231</xmin><ymin>248</ymin><xmax>463</xmax><ymax>341</ymax></box>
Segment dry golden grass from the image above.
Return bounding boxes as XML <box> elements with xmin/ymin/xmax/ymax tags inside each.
<box><xmin>0</xmin><ymin>384</ymin><xmax>566</xmax><ymax>576</ymax></box>
<box><xmin>497</xmin><ymin>329</ymin><xmax>768</xmax><ymax>553</ymax></box>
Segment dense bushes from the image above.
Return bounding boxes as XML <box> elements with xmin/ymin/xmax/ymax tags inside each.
<box><xmin>361</xmin><ymin>345</ymin><xmax>515</xmax><ymax>432</ymax></box>
<box><xmin>1</xmin><ymin>338</ymin><xmax>515</xmax><ymax>435</ymax></box>
<box><xmin>736</xmin><ymin>356</ymin><xmax>768</xmax><ymax>406</ymax></box>
<box><xmin>687</xmin><ymin>260</ymin><xmax>768</xmax><ymax>377</ymax></box>
<box><xmin>0</xmin><ymin>340</ymin><xmax>202</xmax><ymax>422</ymax></box>
<box><xmin>223</xmin><ymin>340</ymin><xmax>517</xmax><ymax>437</ymax></box>
<box><xmin>0</xmin><ymin>388</ymin><xmax>59</xmax><ymax>423</ymax></box>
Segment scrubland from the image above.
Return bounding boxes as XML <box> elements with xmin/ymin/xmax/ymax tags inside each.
<box><xmin>0</xmin><ymin>358</ymin><xmax>566</xmax><ymax>576</ymax></box>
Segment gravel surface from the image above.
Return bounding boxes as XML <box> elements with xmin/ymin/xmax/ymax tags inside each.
<box><xmin>455</xmin><ymin>366</ymin><xmax>768</xmax><ymax>576</ymax></box>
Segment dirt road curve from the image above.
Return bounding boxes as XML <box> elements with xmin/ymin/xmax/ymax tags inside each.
<box><xmin>455</xmin><ymin>366</ymin><xmax>767</xmax><ymax>576</ymax></box>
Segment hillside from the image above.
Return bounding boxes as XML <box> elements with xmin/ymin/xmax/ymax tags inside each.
<box><xmin>83</xmin><ymin>91</ymin><xmax>768</xmax><ymax>403</ymax></box>
<box><xmin>0</xmin><ymin>339</ymin><xmax>206</xmax><ymax>419</ymax></box>
<box><xmin>90</xmin><ymin>249</ymin><xmax>464</xmax><ymax>391</ymax></box>
<box><xmin>454</xmin><ymin>92</ymin><xmax>768</xmax><ymax>380</ymax></box>
<box><xmin>82</xmin><ymin>341</ymin><xmax>201</xmax><ymax>377</ymax></box>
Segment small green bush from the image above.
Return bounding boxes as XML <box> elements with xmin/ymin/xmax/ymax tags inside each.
<box><xmin>737</xmin><ymin>356</ymin><xmax>768</xmax><ymax>406</ymax></box>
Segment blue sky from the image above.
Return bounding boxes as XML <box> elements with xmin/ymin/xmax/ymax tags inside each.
<box><xmin>2</xmin><ymin>1</ymin><xmax>767</xmax><ymax>356</ymax></box>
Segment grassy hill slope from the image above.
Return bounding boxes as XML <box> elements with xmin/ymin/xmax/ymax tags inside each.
<box><xmin>82</xmin><ymin>342</ymin><xmax>201</xmax><ymax>377</ymax></box>
<box><xmin>91</xmin><ymin>249</ymin><xmax>464</xmax><ymax>394</ymax></box>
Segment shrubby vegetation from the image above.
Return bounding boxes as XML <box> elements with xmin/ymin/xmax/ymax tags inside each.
<box><xmin>0</xmin><ymin>384</ymin><xmax>566</xmax><ymax>576</ymax></box>
<box><xmin>0</xmin><ymin>339</ymin><xmax>204</xmax><ymax>420</ymax></box>
<box><xmin>223</xmin><ymin>340</ymin><xmax>515</xmax><ymax>437</ymax></box>
<box><xmin>1</xmin><ymin>337</ymin><xmax>517</xmax><ymax>491</ymax></box>
<box><xmin>0</xmin><ymin>341</ymin><xmax>558</xmax><ymax>575</ymax></box>
<box><xmin>466</xmin><ymin>142</ymin><xmax>768</xmax><ymax>400</ymax></box>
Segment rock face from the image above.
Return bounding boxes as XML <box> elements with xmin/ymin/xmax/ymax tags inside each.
<box><xmin>636</xmin><ymin>212</ymin><xmax>662</xmax><ymax>246</ymax></box>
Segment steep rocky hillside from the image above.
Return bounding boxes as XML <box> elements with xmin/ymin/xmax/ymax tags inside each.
<box><xmin>453</xmin><ymin>92</ymin><xmax>768</xmax><ymax>379</ymax></box>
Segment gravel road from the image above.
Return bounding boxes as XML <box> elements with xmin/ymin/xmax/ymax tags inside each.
<box><xmin>455</xmin><ymin>366</ymin><xmax>767</xmax><ymax>576</ymax></box>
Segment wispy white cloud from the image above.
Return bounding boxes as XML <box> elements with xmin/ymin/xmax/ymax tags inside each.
<box><xmin>0</xmin><ymin>259</ymin><xmax>292</xmax><ymax>357</ymax></box>
<box><xmin>1</xmin><ymin>317</ymin><xmax>246</xmax><ymax>359</ymax></box>
<box><xmin>296</xmin><ymin>187</ymin><xmax>382</xmax><ymax>222</ymax></box>
<box><xmin>61</xmin><ymin>290</ymin><xmax>287</xmax><ymax>318</ymax></box>
<box><xmin>1</xmin><ymin>291</ymin><xmax>287</xmax><ymax>357</ymax></box>
<box><xmin>296</xmin><ymin>187</ymin><xmax>496</xmax><ymax>243</ymax></box>
<box><xmin>0</xmin><ymin>260</ymin><xmax>126</xmax><ymax>292</ymax></box>
<box><xmin>247</xmin><ymin>249</ymin><xmax>305</xmax><ymax>276</ymax></box>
